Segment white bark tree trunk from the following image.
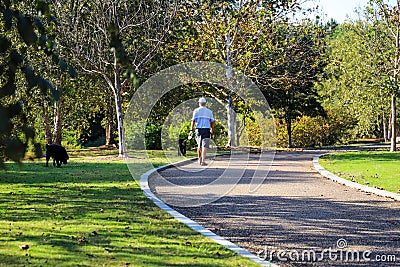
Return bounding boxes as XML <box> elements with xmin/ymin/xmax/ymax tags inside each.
<box><xmin>53</xmin><ymin>94</ymin><xmax>63</xmax><ymax>146</ymax></box>
<box><xmin>104</xmin><ymin>59</ymin><xmax>127</xmax><ymax>157</ymax></box>
<box><xmin>226</xmin><ymin>96</ymin><xmax>235</xmax><ymax>147</ymax></box>
<box><xmin>390</xmin><ymin>94</ymin><xmax>397</xmax><ymax>151</ymax></box>
<box><xmin>226</xmin><ymin>33</ymin><xmax>235</xmax><ymax>147</ymax></box>
<box><xmin>391</xmin><ymin>16</ymin><xmax>399</xmax><ymax>152</ymax></box>
<box><xmin>114</xmin><ymin>90</ymin><xmax>126</xmax><ymax>157</ymax></box>
<box><xmin>113</xmin><ymin>65</ymin><xmax>127</xmax><ymax>157</ymax></box>
<box><xmin>235</xmin><ymin>111</ymin><xmax>240</xmax><ymax>146</ymax></box>
<box><xmin>390</xmin><ymin>2</ymin><xmax>399</xmax><ymax>152</ymax></box>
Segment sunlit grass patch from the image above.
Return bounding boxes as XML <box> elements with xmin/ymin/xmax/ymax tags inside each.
<box><xmin>319</xmin><ymin>151</ymin><xmax>400</xmax><ymax>194</ymax></box>
<box><xmin>0</xmin><ymin>152</ymin><xmax>258</xmax><ymax>266</ymax></box>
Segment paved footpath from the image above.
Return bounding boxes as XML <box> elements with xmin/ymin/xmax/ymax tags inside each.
<box><xmin>148</xmin><ymin>149</ymin><xmax>400</xmax><ymax>267</ymax></box>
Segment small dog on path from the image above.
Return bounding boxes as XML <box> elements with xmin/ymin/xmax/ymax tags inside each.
<box><xmin>178</xmin><ymin>139</ymin><xmax>187</xmax><ymax>156</ymax></box>
<box><xmin>46</xmin><ymin>144</ymin><xmax>69</xmax><ymax>167</ymax></box>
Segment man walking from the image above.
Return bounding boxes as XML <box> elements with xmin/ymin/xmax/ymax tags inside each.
<box><xmin>190</xmin><ymin>97</ymin><xmax>214</xmax><ymax>166</ymax></box>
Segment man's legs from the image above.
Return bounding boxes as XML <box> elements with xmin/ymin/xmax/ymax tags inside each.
<box><xmin>200</xmin><ymin>137</ymin><xmax>210</xmax><ymax>165</ymax></box>
<box><xmin>195</xmin><ymin>130</ymin><xmax>202</xmax><ymax>164</ymax></box>
<box><xmin>195</xmin><ymin>129</ymin><xmax>210</xmax><ymax>165</ymax></box>
<box><xmin>201</xmin><ymin>147</ymin><xmax>207</xmax><ymax>164</ymax></box>
<box><xmin>197</xmin><ymin>147</ymin><xmax>202</xmax><ymax>164</ymax></box>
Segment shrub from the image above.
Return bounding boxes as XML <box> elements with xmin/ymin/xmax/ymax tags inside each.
<box><xmin>145</xmin><ymin>124</ymin><xmax>162</xmax><ymax>150</ymax></box>
<box><xmin>276</xmin><ymin>110</ymin><xmax>356</xmax><ymax>148</ymax></box>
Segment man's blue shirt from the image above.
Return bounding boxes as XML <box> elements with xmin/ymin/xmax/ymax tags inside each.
<box><xmin>192</xmin><ymin>106</ymin><xmax>214</xmax><ymax>129</ymax></box>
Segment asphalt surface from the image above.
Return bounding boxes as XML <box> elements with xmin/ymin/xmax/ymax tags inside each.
<box><xmin>148</xmin><ymin>149</ymin><xmax>400</xmax><ymax>267</ymax></box>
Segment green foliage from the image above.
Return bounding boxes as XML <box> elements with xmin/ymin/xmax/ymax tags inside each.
<box><xmin>0</xmin><ymin>0</ymin><xmax>78</xmax><ymax>166</ymax></box>
<box><xmin>0</xmin><ymin>1</ymin><xmax>52</xmax><ymax>166</ymax></box>
<box><xmin>145</xmin><ymin>123</ymin><xmax>162</xmax><ymax>150</ymax></box>
<box><xmin>239</xmin><ymin>117</ymin><xmax>262</xmax><ymax>147</ymax></box>
<box><xmin>177</xmin><ymin>121</ymin><xmax>228</xmax><ymax>150</ymax></box>
<box><xmin>259</xmin><ymin>22</ymin><xmax>327</xmax><ymax>147</ymax></box>
<box><xmin>177</xmin><ymin>122</ymin><xmax>197</xmax><ymax>150</ymax></box>
<box><xmin>238</xmin><ymin>111</ymin><xmax>276</xmax><ymax>148</ymax></box>
<box><xmin>212</xmin><ymin>121</ymin><xmax>228</xmax><ymax>147</ymax></box>
<box><xmin>275</xmin><ymin>110</ymin><xmax>356</xmax><ymax>148</ymax></box>
<box><xmin>317</xmin><ymin>22</ymin><xmax>391</xmax><ymax>139</ymax></box>
<box><xmin>261</xmin><ymin>23</ymin><xmax>326</xmax><ymax>116</ymax></box>
<box><xmin>148</xmin><ymin>119</ymin><xmax>228</xmax><ymax>151</ymax></box>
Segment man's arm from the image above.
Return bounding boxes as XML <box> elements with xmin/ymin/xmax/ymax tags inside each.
<box><xmin>210</xmin><ymin>121</ymin><xmax>215</xmax><ymax>134</ymax></box>
<box><xmin>191</xmin><ymin>120</ymin><xmax>196</xmax><ymax>131</ymax></box>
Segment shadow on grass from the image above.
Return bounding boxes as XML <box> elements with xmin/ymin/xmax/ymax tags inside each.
<box><xmin>0</xmin><ymin>160</ymin><xmax>254</xmax><ymax>267</ymax></box>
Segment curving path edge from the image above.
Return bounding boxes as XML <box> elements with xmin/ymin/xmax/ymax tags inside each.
<box><xmin>313</xmin><ymin>153</ymin><xmax>400</xmax><ymax>201</ymax></box>
<box><xmin>140</xmin><ymin>160</ymin><xmax>279</xmax><ymax>267</ymax></box>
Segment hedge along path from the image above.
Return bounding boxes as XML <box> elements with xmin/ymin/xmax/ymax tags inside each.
<box><xmin>149</xmin><ymin>150</ymin><xmax>400</xmax><ymax>267</ymax></box>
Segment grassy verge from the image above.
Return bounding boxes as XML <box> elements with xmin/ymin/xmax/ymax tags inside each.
<box><xmin>319</xmin><ymin>151</ymin><xmax>400</xmax><ymax>194</ymax></box>
<box><xmin>0</xmin><ymin>150</ymin><xmax>258</xmax><ymax>267</ymax></box>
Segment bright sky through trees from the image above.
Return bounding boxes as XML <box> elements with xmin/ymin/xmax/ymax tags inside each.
<box><xmin>308</xmin><ymin>0</ymin><xmax>397</xmax><ymax>23</ymax></box>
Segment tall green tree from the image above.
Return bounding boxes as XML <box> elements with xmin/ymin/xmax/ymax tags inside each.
<box><xmin>163</xmin><ymin>0</ymin><xmax>304</xmax><ymax>146</ymax></box>
<box><xmin>0</xmin><ymin>0</ymin><xmax>72</xmax><ymax>166</ymax></box>
<box><xmin>366</xmin><ymin>0</ymin><xmax>400</xmax><ymax>151</ymax></box>
<box><xmin>317</xmin><ymin>22</ymin><xmax>391</xmax><ymax>139</ymax></box>
<box><xmin>53</xmin><ymin>0</ymin><xmax>177</xmax><ymax>157</ymax></box>
<box><xmin>320</xmin><ymin>1</ymin><xmax>399</xmax><ymax>147</ymax></box>
<box><xmin>259</xmin><ymin>22</ymin><xmax>326</xmax><ymax>147</ymax></box>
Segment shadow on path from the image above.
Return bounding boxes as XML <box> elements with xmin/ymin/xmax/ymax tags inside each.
<box><xmin>150</xmin><ymin>149</ymin><xmax>400</xmax><ymax>267</ymax></box>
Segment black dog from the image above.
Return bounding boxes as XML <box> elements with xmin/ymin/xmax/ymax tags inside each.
<box><xmin>46</xmin><ymin>144</ymin><xmax>69</xmax><ymax>167</ymax></box>
<box><xmin>178</xmin><ymin>139</ymin><xmax>186</xmax><ymax>156</ymax></box>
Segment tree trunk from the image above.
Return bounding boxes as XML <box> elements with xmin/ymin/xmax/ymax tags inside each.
<box><xmin>286</xmin><ymin>117</ymin><xmax>293</xmax><ymax>148</ymax></box>
<box><xmin>383</xmin><ymin>113</ymin><xmax>388</xmax><ymax>142</ymax></box>
<box><xmin>105</xmin><ymin>95</ymin><xmax>115</xmax><ymax>146</ymax></box>
<box><xmin>226</xmin><ymin>95</ymin><xmax>235</xmax><ymax>147</ymax></box>
<box><xmin>112</xmin><ymin>65</ymin><xmax>127</xmax><ymax>157</ymax></box>
<box><xmin>53</xmin><ymin>94</ymin><xmax>63</xmax><ymax>146</ymax></box>
<box><xmin>104</xmin><ymin>73</ymin><xmax>126</xmax><ymax>157</ymax></box>
<box><xmin>225</xmin><ymin>32</ymin><xmax>236</xmax><ymax>147</ymax></box>
<box><xmin>286</xmin><ymin>90</ymin><xmax>293</xmax><ymax>148</ymax></box>
<box><xmin>41</xmin><ymin>96</ymin><xmax>52</xmax><ymax>145</ymax></box>
<box><xmin>114</xmin><ymin>91</ymin><xmax>126</xmax><ymax>157</ymax></box>
<box><xmin>235</xmin><ymin>112</ymin><xmax>240</xmax><ymax>146</ymax></box>
<box><xmin>391</xmin><ymin>11</ymin><xmax>399</xmax><ymax>152</ymax></box>
<box><xmin>105</xmin><ymin>122</ymin><xmax>115</xmax><ymax>146</ymax></box>
<box><xmin>390</xmin><ymin>94</ymin><xmax>397</xmax><ymax>152</ymax></box>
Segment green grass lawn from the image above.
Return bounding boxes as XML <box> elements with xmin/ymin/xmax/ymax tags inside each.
<box><xmin>0</xmin><ymin>150</ymin><xmax>258</xmax><ymax>267</ymax></box>
<box><xmin>319</xmin><ymin>151</ymin><xmax>400</xmax><ymax>194</ymax></box>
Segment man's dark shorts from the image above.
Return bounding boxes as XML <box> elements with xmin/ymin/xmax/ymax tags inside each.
<box><xmin>195</xmin><ymin>128</ymin><xmax>211</xmax><ymax>148</ymax></box>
